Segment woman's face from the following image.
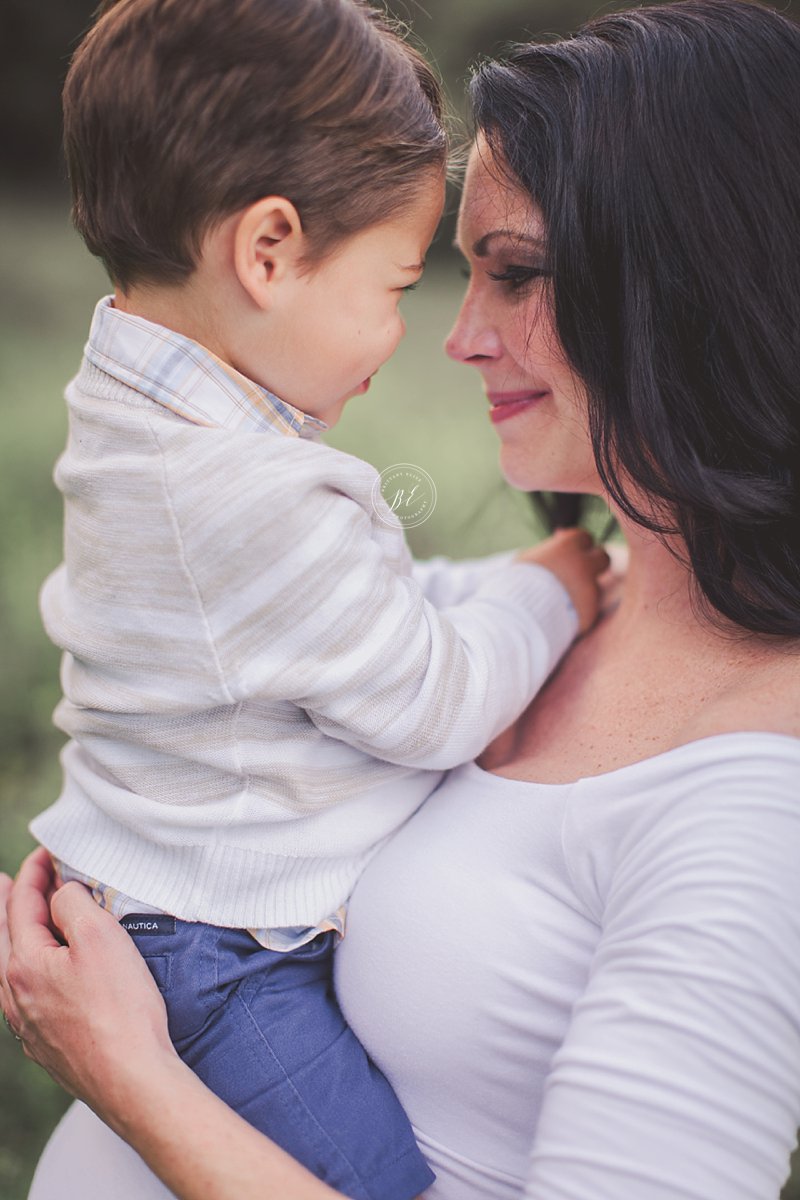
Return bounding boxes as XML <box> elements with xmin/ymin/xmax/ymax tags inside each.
<box><xmin>447</xmin><ymin>138</ymin><xmax>602</xmax><ymax>496</ymax></box>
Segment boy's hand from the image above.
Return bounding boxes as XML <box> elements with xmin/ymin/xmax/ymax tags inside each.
<box><xmin>515</xmin><ymin>528</ymin><xmax>610</xmax><ymax>634</ymax></box>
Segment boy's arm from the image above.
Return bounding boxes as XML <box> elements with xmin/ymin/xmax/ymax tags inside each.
<box><xmin>410</xmin><ymin>550</ymin><xmax>516</xmax><ymax>608</ymax></box>
<box><xmin>303</xmin><ymin>556</ymin><xmax>576</xmax><ymax>768</ymax></box>
<box><xmin>412</xmin><ymin>539</ymin><xmax>617</xmax><ymax>615</ymax></box>
<box><xmin>175</xmin><ymin>444</ymin><xmax>603</xmax><ymax>769</ymax></box>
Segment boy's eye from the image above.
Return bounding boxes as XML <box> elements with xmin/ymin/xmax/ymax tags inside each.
<box><xmin>487</xmin><ymin>264</ymin><xmax>551</xmax><ymax>291</ymax></box>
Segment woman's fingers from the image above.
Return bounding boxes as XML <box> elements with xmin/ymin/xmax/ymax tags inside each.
<box><xmin>48</xmin><ymin>878</ymin><xmax>127</xmax><ymax>964</ymax></box>
<box><xmin>6</xmin><ymin>848</ymin><xmax>60</xmax><ymax>959</ymax></box>
<box><xmin>1</xmin><ymin>851</ymin><xmax>62</xmax><ymax>1053</ymax></box>
<box><xmin>0</xmin><ymin>847</ymin><xmax>175</xmax><ymax>1106</ymax></box>
<box><xmin>0</xmin><ymin>873</ymin><xmax>12</xmax><ymax>955</ymax></box>
<box><xmin>0</xmin><ymin>873</ymin><xmax>16</xmax><ymax>1027</ymax></box>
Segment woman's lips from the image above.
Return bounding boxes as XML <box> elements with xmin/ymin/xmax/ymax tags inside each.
<box><xmin>487</xmin><ymin>390</ymin><xmax>548</xmax><ymax>423</ymax></box>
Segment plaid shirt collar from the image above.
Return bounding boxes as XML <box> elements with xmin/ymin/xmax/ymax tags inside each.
<box><xmin>84</xmin><ymin>296</ymin><xmax>327</xmax><ymax>439</ymax></box>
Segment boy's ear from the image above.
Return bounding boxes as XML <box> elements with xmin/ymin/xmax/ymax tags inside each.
<box><xmin>232</xmin><ymin>197</ymin><xmax>304</xmax><ymax>310</ymax></box>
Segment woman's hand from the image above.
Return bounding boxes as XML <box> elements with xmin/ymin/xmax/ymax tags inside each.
<box><xmin>1</xmin><ymin>850</ymin><xmax>341</xmax><ymax>1199</ymax></box>
<box><xmin>0</xmin><ymin>847</ymin><xmax>176</xmax><ymax>1130</ymax></box>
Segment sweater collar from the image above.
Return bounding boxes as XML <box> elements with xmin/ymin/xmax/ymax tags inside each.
<box><xmin>84</xmin><ymin>296</ymin><xmax>327</xmax><ymax>439</ymax></box>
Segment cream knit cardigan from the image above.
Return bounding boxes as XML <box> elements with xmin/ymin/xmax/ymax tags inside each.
<box><xmin>32</xmin><ymin>342</ymin><xmax>577</xmax><ymax>927</ymax></box>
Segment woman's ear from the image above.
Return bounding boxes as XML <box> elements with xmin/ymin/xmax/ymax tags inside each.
<box><xmin>232</xmin><ymin>196</ymin><xmax>304</xmax><ymax>310</ymax></box>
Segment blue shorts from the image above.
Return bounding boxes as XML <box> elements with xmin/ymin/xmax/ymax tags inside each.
<box><xmin>121</xmin><ymin>918</ymin><xmax>434</xmax><ymax>1200</ymax></box>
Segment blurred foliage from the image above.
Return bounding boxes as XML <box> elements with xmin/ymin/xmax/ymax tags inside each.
<box><xmin>2</xmin><ymin>0</ymin><xmax>800</xmax><ymax>1196</ymax></box>
<box><xmin>9</xmin><ymin>0</ymin><xmax>799</xmax><ymax>184</ymax></box>
<box><xmin>0</xmin><ymin>202</ymin><xmax>101</xmax><ymax>1199</ymax></box>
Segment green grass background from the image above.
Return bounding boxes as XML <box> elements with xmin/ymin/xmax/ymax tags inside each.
<box><xmin>1</xmin><ymin>197</ymin><xmax>797</xmax><ymax>1198</ymax></box>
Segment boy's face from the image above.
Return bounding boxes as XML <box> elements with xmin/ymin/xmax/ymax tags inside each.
<box><xmin>258</xmin><ymin>173</ymin><xmax>444</xmax><ymax>425</ymax></box>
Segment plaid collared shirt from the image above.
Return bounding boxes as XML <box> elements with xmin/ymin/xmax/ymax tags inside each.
<box><xmin>85</xmin><ymin>295</ymin><xmax>327</xmax><ymax>439</ymax></box>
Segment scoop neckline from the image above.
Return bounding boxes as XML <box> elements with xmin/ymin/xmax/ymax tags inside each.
<box><xmin>464</xmin><ymin>730</ymin><xmax>800</xmax><ymax>790</ymax></box>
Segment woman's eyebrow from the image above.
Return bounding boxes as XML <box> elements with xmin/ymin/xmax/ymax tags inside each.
<box><xmin>472</xmin><ymin>231</ymin><xmax>545</xmax><ymax>256</ymax></box>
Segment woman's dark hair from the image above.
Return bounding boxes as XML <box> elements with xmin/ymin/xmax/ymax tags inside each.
<box><xmin>64</xmin><ymin>0</ymin><xmax>446</xmax><ymax>290</ymax></box>
<box><xmin>471</xmin><ymin>0</ymin><xmax>800</xmax><ymax>637</ymax></box>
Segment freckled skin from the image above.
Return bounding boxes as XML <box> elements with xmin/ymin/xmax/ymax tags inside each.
<box><xmin>447</xmin><ymin>139</ymin><xmax>800</xmax><ymax>784</ymax></box>
<box><xmin>447</xmin><ymin>140</ymin><xmax>599</xmax><ymax>496</ymax></box>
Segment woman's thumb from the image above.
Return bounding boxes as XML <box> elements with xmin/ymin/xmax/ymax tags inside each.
<box><xmin>49</xmin><ymin>881</ymin><xmax>117</xmax><ymax>948</ymax></box>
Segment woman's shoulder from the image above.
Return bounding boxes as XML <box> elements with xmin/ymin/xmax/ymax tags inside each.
<box><xmin>680</xmin><ymin>641</ymin><xmax>800</xmax><ymax>744</ymax></box>
<box><xmin>621</xmin><ymin>655</ymin><xmax>800</xmax><ymax>870</ymax></box>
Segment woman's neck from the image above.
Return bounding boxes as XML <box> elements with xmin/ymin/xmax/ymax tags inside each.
<box><xmin>610</xmin><ymin>517</ymin><xmax>698</xmax><ymax>634</ymax></box>
<box><xmin>604</xmin><ymin>510</ymin><xmax>769</xmax><ymax>649</ymax></box>
<box><xmin>478</xmin><ymin>512</ymin><xmax>797</xmax><ymax>783</ymax></box>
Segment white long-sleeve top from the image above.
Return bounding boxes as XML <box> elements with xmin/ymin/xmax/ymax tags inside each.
<box><xmin>27</xmin><ymin>733</ymin><xmax>800</xmax><ymax>1200</ymax></box>
<box><xmin>31</xmin><ymin>298</ymin><xmax>577</xmax><ymax>929</ymax></box>
<box><xmin>336</xmin><ymin>733</ymin><xmax>800</xmax><ymax>1200</ymax></box>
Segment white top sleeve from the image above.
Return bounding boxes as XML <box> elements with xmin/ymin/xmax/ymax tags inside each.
<box><xmin>526</xmin><ymin>754</ymin><xmax>800</xmax><ymax>1199</ymax></box>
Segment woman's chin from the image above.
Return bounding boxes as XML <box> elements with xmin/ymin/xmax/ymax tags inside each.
<box><xmin>497</xmin><ymin>446</ymin><xmax>553</xmax><ymax>493</ymax></box>
<box><xmin>497</xmin><ymin>450</ymin><xmax>602</xmax><ymax>498</ymax></box>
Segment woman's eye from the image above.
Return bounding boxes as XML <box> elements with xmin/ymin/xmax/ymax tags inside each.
<box><xmin>487</xmin><ymin>265</ymin><xmax>551</xmax><ymax>291</ymax></box>
<box><xmin>460</xmin><ymin>266</ymin><xmax>471</xmax><ymax>281</ymax></box>
<box><xmin>402</xmin><ymin>281</ymin><xmax>420</xmax><ymax>293</ymax></box>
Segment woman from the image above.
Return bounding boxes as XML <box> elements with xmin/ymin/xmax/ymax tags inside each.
<box><xmin>3</xmin><ymin>1</ymin><xmax>800</xmax><ymax>1197</ymax></box>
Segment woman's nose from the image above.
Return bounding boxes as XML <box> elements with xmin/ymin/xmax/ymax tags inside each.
<box><xmin>445</xmin><ymin>295</ymin><xmax>503</xmax><ymax>364</ymax></box>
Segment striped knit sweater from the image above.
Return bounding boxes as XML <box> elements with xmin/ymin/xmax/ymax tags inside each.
<box><xmin>31</xmin><ymin>300</ymin><xmax>578</xmax><ymax>929</ymax></box>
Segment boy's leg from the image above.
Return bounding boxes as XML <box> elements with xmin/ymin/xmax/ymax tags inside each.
<box><xmin>122</xmin><ymin>920</ymin><xmax>434</xmax><ymax>1200</ymax></box>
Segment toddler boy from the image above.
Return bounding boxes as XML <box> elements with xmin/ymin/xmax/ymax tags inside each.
<box><xmin>31</xmin><ymin>1</ymin><xmax>607</xmax><ymax>1196</ymax></box>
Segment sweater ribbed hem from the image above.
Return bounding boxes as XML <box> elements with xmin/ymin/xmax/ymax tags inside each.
<box><xmin>30</xmin><ymin>797</ymin><xmax>378</xmax><ymax>928</ymax></box>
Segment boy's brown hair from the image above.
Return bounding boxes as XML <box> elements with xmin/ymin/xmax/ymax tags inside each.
<box><xmin>64</xmin><ymin>0</ymin><xmax>446</xmax><ymax>290</ymax></box>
